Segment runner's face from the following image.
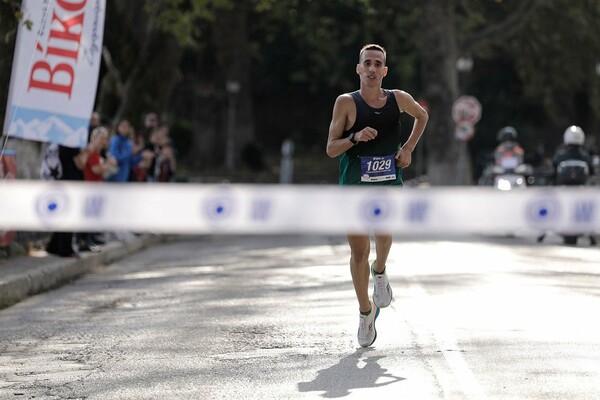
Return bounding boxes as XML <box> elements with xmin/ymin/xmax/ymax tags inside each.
<box><xmin>357</xmin><ymin>50</ymin><xmax>387</xmax><ymax>87</ymax></box>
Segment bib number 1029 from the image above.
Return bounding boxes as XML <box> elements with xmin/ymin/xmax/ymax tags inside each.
<box><xmin>366</xmin><ymin>158</ymin><xmax>392</xmax><ymax>172</ymax></box>
<box><xmin>360</xmin><ymin>155</ymin><xmax>396</xmax><ymax>182</ymax></box>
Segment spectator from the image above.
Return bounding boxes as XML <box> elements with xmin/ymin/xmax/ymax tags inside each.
<box><xmin>79</xmin><ymin>126</ymin><xmax>116</xmax><ymax>251</ymax></box>
<box><xmin>146</xmin><ymin>126</ymin><xmax>176</xmax><ymax>182</ymax></box>
<box><xmin>142</xmin><ymin>112</ymin><xmax>159</xmax><ymax>141</ymax></box>
<box><xmin>84</xmin><ymin>126</ymin><xmax>115</xmax><ymax>182</ymax></box>
<box><xmin>129</xmin><ymin>124</ymin><xmax>148</xmax><ymax>182</ymax></box>
<box><xmin>45</xmin><ymin>144</ymin><xmax>87</xmax><ymax>258</ymax></box>
<box><xmin>106</xmin><ymin>120</ymin><xmax>152</xmax><ymax>183</ymax></box>
<box><xmin>88</xmin><ymin>111</ymin><xmax>101</xmax><ymax>143</ymax></box>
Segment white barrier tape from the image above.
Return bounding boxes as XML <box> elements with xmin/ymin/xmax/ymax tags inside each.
<box><xmin>0</xmin><ymin>181</ymin><xmax>598</xmax><ymax>235</ymax></box>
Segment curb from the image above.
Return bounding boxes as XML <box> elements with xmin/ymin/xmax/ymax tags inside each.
<box><xmin>0</xmin><ymin>234</ymin><xmax>167</xmax><ymax>309</ymax></box>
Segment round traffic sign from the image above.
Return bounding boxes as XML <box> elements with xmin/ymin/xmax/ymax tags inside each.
<box><xmin>452</xmin><ymin>96</ymin><xmax>482</xmax><ymax>124</ymax></box>
<box><xmin>454</xmin><ymin>120</ymin><xmax>475</xmax><ymax>141</ymax></box>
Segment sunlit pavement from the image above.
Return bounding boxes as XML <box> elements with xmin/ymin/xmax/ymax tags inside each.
<box><xmin>0</xmin><ymin>234</ymin><xmax>598</xmax><ymax>399</ymax></box>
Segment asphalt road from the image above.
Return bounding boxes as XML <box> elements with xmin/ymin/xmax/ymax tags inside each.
<box><xmin>0</xmin><ymin>234</ymin><xmax>599</xmax><ymax>399</ymax></box>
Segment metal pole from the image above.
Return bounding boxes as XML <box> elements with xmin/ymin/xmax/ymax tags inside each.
<box><xmin>455</xmin><ymin>55</ymin><xmax>473</xmax><ymax>185</ymax></box>
<box><xmin>280</xmin><ymin>139</ymin><xmax>294</xmax><ymax>184</ymax></box>
<box><xmin>225</xmin><ymin>81</ymin><xmax>240</xmax><ymax>172</ymax></box>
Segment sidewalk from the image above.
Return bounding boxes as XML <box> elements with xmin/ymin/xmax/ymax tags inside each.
<box><xmin>0</xmin><ymin>234</ymin><xmax>167</xmax><ymax>309</ymax></box>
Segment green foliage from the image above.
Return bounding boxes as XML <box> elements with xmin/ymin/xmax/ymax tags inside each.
<box><xmin>510</xmin><ymin>0</ymin><xmax>600</xmax><ymax>127</ymax></box>
<box><xmin>99</xmin><ymin>0</ymin><xmax>600</xmax><ymax>166</ymax></box>
<box><xmin>459</xmin><ymin>0</ymin><xmax>600</xmax><ymax>155</ymax></box>
<box><xmin>2</xmin><ymin>0</ymin><xmax>600</xmax><ymax>178</ymax></box>
<box><xmin>0</xmin><ymin>0</ymin><xmax>20</xmax><ymax>132</ymax></box>
<box><xmin>250</xmin><ymin>1</ymin><xmax>421</xmax><ymax>93</ymax></box>
<box><xmin>1</xmin><ymin>0</ymin><xmax>32</xmax><ymax>43</ymax></box>
<box><xmin>148</xmin><ymin>0</ymin><xmax>232</xmax><ymax>47</ymax></box>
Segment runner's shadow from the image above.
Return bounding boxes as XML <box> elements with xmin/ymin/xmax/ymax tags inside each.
<box><xmin>297</xmin><ymin>348</ymin><xmax>405</xmax><ymax>398</ymax></box>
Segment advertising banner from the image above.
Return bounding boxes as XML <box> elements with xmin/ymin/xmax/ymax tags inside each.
<box><xmin>2</xmin><ymin>0</ymin><xmax>106</xmax><ymax>148</ymax></box>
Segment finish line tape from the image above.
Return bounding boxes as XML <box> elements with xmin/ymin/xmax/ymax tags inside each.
<box><xmin>0</xmin><ymin>181</ymin><xmax>598</xmax><ymax>235</ymax></box>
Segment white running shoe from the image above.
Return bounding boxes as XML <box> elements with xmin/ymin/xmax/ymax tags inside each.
<box><xmin>372</xmin><ymin>261</ymin><xmax>393</xmax><ymax>308</ymax></box>
<box><xmin>357</xmin><ymin>301</ymin><xmax>380</xmax><ymax>347</ymax></box>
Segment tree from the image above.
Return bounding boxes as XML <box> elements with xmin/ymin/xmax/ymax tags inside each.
<box><xmin>0</xmin><ymin>0</ymin><xmax>25</xmax><ymax>136</ymax></box>
<box><xmin>506</xmin><ymin>0</ymin><xmax>600</xmax><ymax>151</ymax></box>
<box><xmin>4</xmin><ymin>0</ymin><xmax>598</xmax><ymax>184</ymax></box>
<box><xmin>97</xmin><ymin>0</ymin><xmax>186</xmax><ymax>128</ymax></box>
<box><xmin>211</xmin><ymin>2</ymin><xmax>255</xmax><ymax>171</ymax></box>
<box><xmin>118</xmin><ymin>0</ymin><xmax>256</xmax><ymax>171</ymax></box>
<box><xmin>417</xmin><ymin>0</ymin><xmax>539</xmax><ymax>185</ymax></box>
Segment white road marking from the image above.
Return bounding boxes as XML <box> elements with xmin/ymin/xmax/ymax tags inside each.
<box><xmin>403</xmin><ymin>282</ymin><xmax>488</xmax><ymax>400</ymax></box>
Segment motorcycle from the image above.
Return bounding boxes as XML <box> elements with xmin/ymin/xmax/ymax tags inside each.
<box><xmin>537</xmin><ymin>158</ymin><xmax>596</xmax><ymax>246</ymax></box>
<box><xmin>494</xmin><ymin>164</ymin><xmax>533</xmax><ymax>191</ymax></box>
<box><xmin>556</xmin><ymin>159</ymin><xmax>595</xmax><ymax>245</ymax></box>
<box><xmin>478</xmin><ymin>163</ymin><xmax>533</xmax><ymax>190</ymax></box>
<box><xmin>477</xmin><ymin>162</ymin><xmax>533</xmax><ymax>238</ymax></box>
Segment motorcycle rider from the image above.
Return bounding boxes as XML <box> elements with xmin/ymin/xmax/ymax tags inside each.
<box><xmin>494</xmin><ymin>126</ymin><xmax>525</xmax><ymax>171</ymax></box>
<box><xmin>478</xmin><ymin>126</ymin><xmax>526</xmax><ymax>186</ymax></box>
<box><xmin>550</xmin><ymin>125</ymin><xmax>596</xmax><ymax>245</ymax></box>
<box><xmin>552</xmin><ymin>125</ymin><xmax>594</xmax><ymax>184</ymax></box>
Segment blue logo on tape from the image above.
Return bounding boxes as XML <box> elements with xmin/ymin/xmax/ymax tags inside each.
<box><xmin>525</xmin><ymin>197</ymin><xmax>560</xmax><ymax>228</ymax></box>
<box><xmin>251</xmin><ymin>199</ymin><xmax>272</xmax><ymax>221</ymax></box>
<box><xmin>360</xmin><ymin>197</ymin><xmax>393</xmax><ymax>225</ymax></box>
<box><xmin>407</xmin><ymin>200</ymin><xmax>429</xmax><ymax>223</ymax></box>
<box><xmin>35</xmin><ymin>189</ymin><xmax>69</xmax><ymax>222</ymax></box>
<box><xmin>203</xmin><ymin>196</ymin><xmax>235</xmax><ymax>221</ymax></box>
<box><xmin>573</xmin><ymin>201</ymin><xmax>594</xmax><ymax>224</ymax></box>
<box><xmin>84</xmin><ymin>195</ymin><xmax>105</xmax><ymax>218</ymax></box>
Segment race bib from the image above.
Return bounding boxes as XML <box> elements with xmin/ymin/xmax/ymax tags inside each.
<box><xmin>360</xmin><ymin>155</ymin><xmax>396</xmax><ymax>182</ymax></box>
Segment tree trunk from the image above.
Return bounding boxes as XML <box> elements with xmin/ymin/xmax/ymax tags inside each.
<box><xmin>0</xmin><ymin>3</ymin><xmax>18</xmax><ymax>138</ymax></box>
<box><xmin>213</xmin><ymin>3</ymin><xmax>255</xmax><ymax>171</ymax></box>
<box><xmin>419</xmin><ymin>1</ymin><xmax>473</xmax><ymax>185</ymax></box>
<box><xmin>190</xmin><ymin>78</ymin><xmax>220</xmax><ymax>171</ymax></box>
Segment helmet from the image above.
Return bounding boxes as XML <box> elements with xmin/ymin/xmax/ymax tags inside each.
<box><xmin>563</xmin><ymin>125</ymin><xmax>585</xmax><ymax>145</ymax></box>
<box><xmin>497</xmin><ymin>126</ymin><xmax>517</xmax><ymax>142</ymax></box>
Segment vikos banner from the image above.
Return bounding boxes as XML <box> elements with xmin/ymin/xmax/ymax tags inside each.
<box><xmin>2</xmin><ymin>0</ymin><xmax>106</xmax><ymax>148</ymax></box>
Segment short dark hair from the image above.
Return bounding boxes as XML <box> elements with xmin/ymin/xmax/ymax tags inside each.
<box><xmin>359</xmin><ymin>44</ymin><xmax>387</xmax><ymax>64</ymax></box>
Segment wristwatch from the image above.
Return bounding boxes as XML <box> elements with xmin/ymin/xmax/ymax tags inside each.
<box><xmin>348</xmin><ymin>132</ymin><xmax>358</xmax><ymax>145</ymax></box>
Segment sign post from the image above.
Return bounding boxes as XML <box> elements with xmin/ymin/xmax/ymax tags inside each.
<box><xmin>452</xmin><ymin>96</ymin><xmax>482</xmax><ymax>142</ymax></box>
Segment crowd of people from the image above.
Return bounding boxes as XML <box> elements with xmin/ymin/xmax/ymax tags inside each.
<box><xmin>44</xmin><ymin>112</ymin><xmax>177</xmax><ymax>258</ymax></box>
<box><xmin>86</xmin><ymin>112</ymin><xmax>177</xmax><ymax>184</ymax></box>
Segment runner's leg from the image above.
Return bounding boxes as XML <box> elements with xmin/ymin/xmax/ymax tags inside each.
<box><xmin>347</xmin><ymin>234</ymin><xmax>371</xmax><ymax>313</ymax></box>
<box><xmin>373</xmin><ymin>234</ymin><xmax>392</xmax><ymax>272</ymax></box>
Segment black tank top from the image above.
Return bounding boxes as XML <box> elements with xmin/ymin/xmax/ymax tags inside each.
<box><xmin>338</xmin><ymin>90</ymin><xmax>403</xmax><ymax>185</ymax></box>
